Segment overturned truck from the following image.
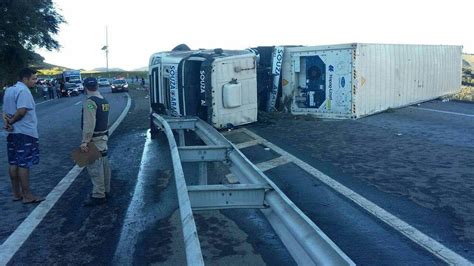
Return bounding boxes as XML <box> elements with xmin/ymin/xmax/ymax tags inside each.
<box><xmin>149</xmin><ymin>43</ymin><xmax>462</xmax><ymax>127</ymax></box>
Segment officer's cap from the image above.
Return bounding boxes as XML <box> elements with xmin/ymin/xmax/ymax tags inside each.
<box><xmin>83</xmin><ymin>77</ymin><xmax>98</xmax><ymax>88</ymax></box>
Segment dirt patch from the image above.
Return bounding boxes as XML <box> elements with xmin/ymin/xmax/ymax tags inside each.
<box><xmin>257</xmin><ymin>110</ymin><xmax>319</xmax><ymax>125</ymax></box>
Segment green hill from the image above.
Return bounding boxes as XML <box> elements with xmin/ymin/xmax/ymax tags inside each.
<box><xmin>463</xmin><ymin>54</ymin><xmax>474</xmax><ymax>70</ymax></box>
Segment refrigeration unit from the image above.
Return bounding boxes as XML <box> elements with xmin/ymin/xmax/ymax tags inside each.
<box><xmin>148</xmin><ymin>48</ymin><xmax>258</xmax><ymax>129</ymax></box>
<box><xmin>280</xmin><ymin>43</ymin><xmax>462</xmax><ymax>119</ymax></box>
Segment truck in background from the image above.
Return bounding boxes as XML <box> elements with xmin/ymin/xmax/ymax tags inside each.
<box><xmin>56</xmin><ymin>70</ymin><xmax>84</xmax><ymax>94</ymax></box>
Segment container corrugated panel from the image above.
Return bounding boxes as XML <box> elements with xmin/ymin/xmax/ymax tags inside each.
<box><xmin>353</xmin><ymin>44</ymin><xmax>462</xmax><ymax>117</ymax></box>
<box><xmin>280</xmin><ymin>43</ymin><xmax>462</xmax><ymax>119</ymax></box>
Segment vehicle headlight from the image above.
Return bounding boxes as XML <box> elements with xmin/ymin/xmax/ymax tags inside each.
<box><xmin>124</xmin><ymin>84</ymin><xmax>128</xmax><ymax>88</ymax></box>
<box><xmin>111</xmin><ymin>85</ymin><xmax>115</xmax><ymax>88</ymax></box>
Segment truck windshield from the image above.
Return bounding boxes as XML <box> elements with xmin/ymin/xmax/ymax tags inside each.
<box><xmin>67</xmin><ymin>76</ymin><xmax>81</xmax><ymax>83</ymax></box>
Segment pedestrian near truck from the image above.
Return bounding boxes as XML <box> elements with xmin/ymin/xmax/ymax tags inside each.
<box><xmin>47</xmin><ymin>81</ymin><xmax>55</xmax><ymax>99</ymax></box>
<box><xmin>41</xmin><ymin>82</ymin><xmax>48</xmax><ymax>100</ymax></box>
<box><xmin>2</xmin><ymin>68</ymin><xmax>45</xmax><ymax>204</ymax></box>
<box><xmin>80</xmin><ymin>77</ymin><xmax>112</xmax><ymax>207</ymax></box>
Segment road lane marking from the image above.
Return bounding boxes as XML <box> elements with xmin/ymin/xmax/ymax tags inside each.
<box><xmin>74</xmin><ymin>101</ymin><xmax>82</xmax><ymax>105</ymax></box>
<box><xmin>409</xmin><ymin>106</ymin><xmax>474</xmax><ymax>118</ymax></box>
<box><xmin>36</xmin><ymin>99</ymin><xmax>54</xmax><ymax>105</ymax></box>
<box><xmin>109</xmin><ymin>93</ymin><xmax>130</xmax><ymax>134</ymax></box>
<box><xmin>236</xmin><ymin>128</ymin><xmax>472</xmax><ymax>265</ymax></box>
<box><xmin>224</xmin><ymin>156</ymin><xmax>290</xmax><ymax>184</ymax></box>
<box><xmin>235</xmin><ymin>139</ymin><xmax>261</xmax><ymax>149</ymax></box>
<box><xmin>255</xmin><ymin>156</ymin><xmax>291</xmax><ymax>172</ymax></box>
<box><xmin>0</xmin><ymin>93</ymin><xmax>132</xmax><ymax>265</ymax></box>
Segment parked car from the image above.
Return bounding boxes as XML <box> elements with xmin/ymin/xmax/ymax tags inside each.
<box><xmin>111</xmin><ymin>79</ymin><xmax>128</xmax><ymax>93</ymax></box>
<box><xmin>98</xmin><ymin>78</ymin><xmax>110</xmax><ymax>87</ymax></box>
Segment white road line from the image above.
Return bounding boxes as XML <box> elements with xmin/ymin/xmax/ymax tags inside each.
<box><xmin>109</xmin><ymin>93</ymin><xmax>130</xmax><ymax>134</ymax></box>
<box><xmin>255</xmin><ymin>156</ymin><xmax>292</xmax><ymax>172</ymax></box>
<box><xmin>224</xmin><ymin>156</ymin><xmax>291</xmax><ymax>184</ymax></box>
<box><xmin>74</xmin><ymin>101</ymin><xmax>82</xmax><ymax>105</ymax></box>
<box><xmin>36</xmin><ymin>99</ymin><xmax>54</xmax><ymax>105</ymax></box>
<box><xmin>409</xmin><ymin>106</ymin><xmax>474</xmax><ymax>118</ymax></box>
<box><xmin>0</xmin><ymin>93</ymin><xmax>132</xmax><ymax>265</ymax></box>
<box><xmin>240</xmin><ymin>128</ymin><xmax>472</xmax><ymax>265</ymax></box>
<box><xmin>235</xmin><ymin>139</ymin><xmax>261</xmax><ymax>149</ymax></box>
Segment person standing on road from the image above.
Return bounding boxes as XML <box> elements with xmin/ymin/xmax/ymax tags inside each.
<box><xmin>41</xmin><ymin>82</ymin><xmax>48</xmax><ymax>100</ymax></box>
<box><xmin>2</xmin><ymin>68</ymin><xmax>45</xmax><ymax>204</ymax></box>
<box><xmin>80</xmin><ymin>77</ymin><xmax>111</xmax><ymax>207</ymax></box>
<box><xmin>56</xmin><ymin>80</ymin><xmax>62</xmax><ymax>98</ymax></box>
<box><xmin>47</xmin><ymin>81</ymin><xmax>55</xmax><ymax>99</ymax></box>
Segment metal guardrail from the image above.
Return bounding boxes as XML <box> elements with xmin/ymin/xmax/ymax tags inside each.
<box><xmin>152</xmin><ymin>113</ymin><xmax>355</xmax><ymax>266</ymax></box>
<box><xmin>152</xmin><ymin>114</ymin><xmax>204</xmax><ymax>266</ymax></box>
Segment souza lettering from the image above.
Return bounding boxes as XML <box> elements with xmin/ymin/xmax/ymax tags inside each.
<box><xmin>200</xmin><ymin>70</ymin><xmax>207</xmax><ymax>106</ymax></box>
<box><xmin>169</xmin><ymin>65</ymin><xmax>180</xmax><ymax>116</ymax></box>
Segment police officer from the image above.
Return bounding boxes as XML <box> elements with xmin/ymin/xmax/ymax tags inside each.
<box><xmin>80</xmin><ymin>77</ymin><xmax>111</xmax><ymax>207</ymax></box>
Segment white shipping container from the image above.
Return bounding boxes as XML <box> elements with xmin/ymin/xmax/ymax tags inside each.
<box><xmin>280</xmin><ymin>43</ymin><xmax>462</xmax><ymax>118</ymax></box>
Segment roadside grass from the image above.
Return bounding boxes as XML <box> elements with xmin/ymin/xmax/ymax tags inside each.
<box><xmin>463</xmin><ymin>54</ymin><xmax>474</xmax><ymax>69</ymax></box>
<box><xmin>80</xmin><ymin>71</ymin><xmax>147</xmax><ymax>80</ymax></box>
<box><xmin>126</xmin><ymin>83</ymin><xmax>148</xmax><ymax>91</ymax></box>
<box><xmin>452</xmin><ymin>86</ymin><xmax>474</xmax><ymax>102</ymax></box>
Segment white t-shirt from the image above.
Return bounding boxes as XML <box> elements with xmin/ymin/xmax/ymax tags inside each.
<box><xmin>2</xmin><ymin>82</ymin><xmax>39</xmax><ymax>138</ymax></box>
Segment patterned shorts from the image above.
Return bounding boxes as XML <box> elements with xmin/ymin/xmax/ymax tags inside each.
<box><xmin>7</xmin><ymin>133</ymin><xmax>40</xmax><ymax>168</ymax></box>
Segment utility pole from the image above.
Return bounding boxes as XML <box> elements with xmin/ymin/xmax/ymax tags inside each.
<box><xmin>101</xmin><ymin>25</ymin><xmax>109</xmax><ymax>77</ymax></box>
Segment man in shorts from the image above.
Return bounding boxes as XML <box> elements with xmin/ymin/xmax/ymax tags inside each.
<box><xmin>2</xmin><ymin>68</ymin><xmax>44</xmax><ymax>204</ymax></box>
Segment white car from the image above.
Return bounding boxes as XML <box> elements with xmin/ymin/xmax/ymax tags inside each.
<box><xmin>98</xmin><ymin>78</ymin><xmax>111</xmax><ymax>87</ymax></box>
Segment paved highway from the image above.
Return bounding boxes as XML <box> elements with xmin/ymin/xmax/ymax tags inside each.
<box><xmin>1</xmin><ymin>90</ymin><xmax>473</xmax><ymax>265</ymax></box>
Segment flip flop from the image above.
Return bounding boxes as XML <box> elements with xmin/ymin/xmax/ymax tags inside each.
<box><xmin>12</xmin><ymin>196</ymin><xmax>23</xmax><ymax>202</ymax></box>
<box><xmin>22</xmin><ymin>197</ymin><xmax>45</xmax><ymax>204</ymax></box>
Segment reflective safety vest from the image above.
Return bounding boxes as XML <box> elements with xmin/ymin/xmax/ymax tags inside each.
<box><xmin>81</xmin><ymin>96</ymin><xmax>110</xmax><ymax>137</ymax></box>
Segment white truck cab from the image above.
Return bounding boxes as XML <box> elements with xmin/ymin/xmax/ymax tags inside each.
<box><xmin>148</xmin><ymin>48</ymin><xmax>258</xmax><ymax>129</ymax></box>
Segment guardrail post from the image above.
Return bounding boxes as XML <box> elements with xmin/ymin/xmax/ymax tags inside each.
<box><xmin>178</xmin><ymin>130</ymin><xmax>185</xmax><ymax>147</ymax></box>
<box><xmin>199</xmin><ymin>162</ymin><xmax>208</xmax><ymax>185</ymax></box>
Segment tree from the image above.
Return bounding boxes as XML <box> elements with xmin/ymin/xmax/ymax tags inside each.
<box><xmin>0</xmin><ymin>0</ymin><xmax>65</xmax><ymax>86</ymax></box>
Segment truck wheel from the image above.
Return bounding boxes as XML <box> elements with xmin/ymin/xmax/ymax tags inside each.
<box><xmin>150</xmin><ymin>115</ymin><xmax>161</xmax><ymax>139</ymax></box>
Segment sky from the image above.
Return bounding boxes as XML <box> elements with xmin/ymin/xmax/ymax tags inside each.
<box><xmin>38</xmin><ymin>0</ymin><xmax>474</xmax><ymax>71</ymax></box>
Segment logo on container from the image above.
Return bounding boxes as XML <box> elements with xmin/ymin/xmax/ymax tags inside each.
<box><xmin>340</xmin><ymin>77</ymin><xmax>346</xmax><ymax>88</ymax></box>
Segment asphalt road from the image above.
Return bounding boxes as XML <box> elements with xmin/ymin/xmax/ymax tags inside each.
<box><xmin>243</xmin><ymin>99</ymin><xmax>474</xmax><ymax>264</ymax></box>
<box><xmin>1</xmin><ymin>89</ymin><xmax>473</xmax><ymax>265</ymax></box>
<box><xmin>0</xmin><ymin>88</ymin><xmax>127</xmax><ymax>244</ymax></box>
<box><xmin>1</xmin><ymin>88</ymin><xmax>288</xmax><ymax>265</ymax></box>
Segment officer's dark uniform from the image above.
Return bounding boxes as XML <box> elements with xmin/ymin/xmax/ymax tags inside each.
<box><xmin>81</xmin><ymin>78</ymin><xmax>111</xmax><ymax>201</ymax></box>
